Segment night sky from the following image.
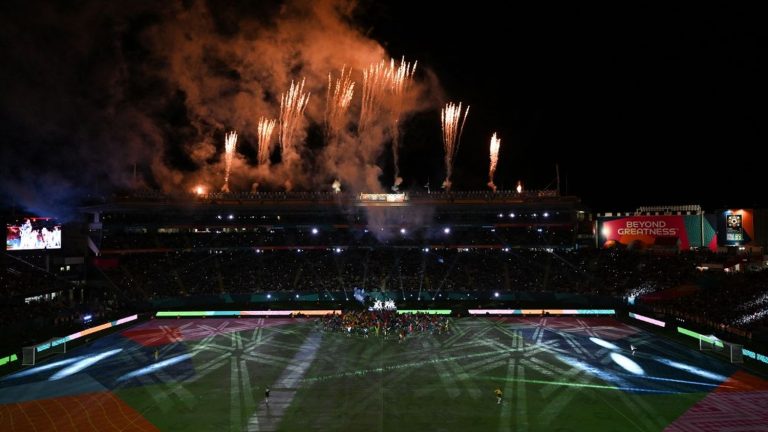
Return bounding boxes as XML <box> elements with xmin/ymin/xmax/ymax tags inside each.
<box><xmin>0</xmin><ymin>1</ymin><xmax>764</xmax><ymax>216</ymax></box>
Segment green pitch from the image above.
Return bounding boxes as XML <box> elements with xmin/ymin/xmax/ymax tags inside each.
<box><xmin>106</xmin><ymin>317</ymin><xmax>734</xmax><ymax>431</ymax></box>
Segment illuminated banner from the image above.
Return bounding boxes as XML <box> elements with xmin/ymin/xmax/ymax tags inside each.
<box><xmin>6</xmin><ymin>217</ymin><xmax>62</xmax><ymax>251</ymax></box>
<box><xmin>397</xmin><ymin>310</ymin><xmax>451</xmax><ymax>315</ymax></box>
<box><xmin>155</xmin><ymin>310</ymin><xmax>340</xmax><ymax>317</ymax></box>
<box><xmin>628</xmin><ymin>312</ymin><xmax>666</xmax><ymax>327</ymax></box>
<box><xmin>36</xmin><ymin>314</ymin><xmax>138</xmax><ymax>353</ymax></box>
<box><xmin>599</xmin><ymin>216</ymin><xmax>690</xmax><ymax>249</ymax></box>
<box><xmin>742</xmin><ymin>349</ymin><xmax>768</xmax><ymax>365</ymax></box>
<box><xmin>468</xmin><ymin>309</ymin><xmax>615</xmax><ymax>315</ymax></box>
<box><xmin>0</xmin><ymin>354</ymin><xmax>18</xmax><ymax>367</ymax></box>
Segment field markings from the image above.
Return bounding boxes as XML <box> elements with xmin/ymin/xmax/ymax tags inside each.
<box><xmin>246</xmin><ymin>331</ymin><xmax>323</xmax><ymax>431</ymax></box>
<box><xmin>515</xmin><ymin>361</ymin><xmax>528</xmax><ymax>432</ymax></box>
<box><xmin>497</xmin><ymin>358</ymin><xmax>515</xmax><ymax>432</ymax></box>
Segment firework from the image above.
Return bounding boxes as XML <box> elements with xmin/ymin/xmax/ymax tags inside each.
<box><xmin>488</xmin><ymin>133</ymin><xmax>501</xmax><ymax>192</ymax></box>
<box><xmin>440</xmin><ymin>102</ymin><xmax>469</xmax><ymax>191</ymax></box>
<box><xmin>221</xmin><ymin>131</ymin><xmax>238</xmax><ymax>192</ymax></box>
<box><xmin>257</xmin><ymin>117</ymin><xmax>277</xmax><ymax>165</ymax></box>
<box><xmin>325</xmin><ymin>67</ymin><xmax>355</xmax><ymax>141</ymax></box>
<box><xmin>279</xmin><ymin>79</ymin><xmax>311</xmax><ymax>160</ymax></box>
<box><xmin>359</xmin><ymin>60</ymin><xmax>391</xmax><ymax>133</ymax></box>
<box><xmin>389</xmin><ymin>57</ymin><xmax>417</xmax><ymax>190</ymax></box>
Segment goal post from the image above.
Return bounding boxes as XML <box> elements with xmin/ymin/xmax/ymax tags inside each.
<box><xmin>699</xmin><ymin>334</ymin><xmax>743</xmax><ymax>364</ymax></box>
<box><xmin>22</xmin><ymin>338</ymin><xmax>67</xmax><ymax>366</ymax></box>
<box><xmin>699</xmin><ymin>334</ymin><xmax>723</xmax><ymax>352</ymax></box>
<box><xmin>724</xmin><ymin>341</ymin><xmax>743</xmax><ymax>364</ymax></box>
<box><xmin>21</xmin><ymin>346</ymin><xmax>36</xmax><ymax>366</ymax></box>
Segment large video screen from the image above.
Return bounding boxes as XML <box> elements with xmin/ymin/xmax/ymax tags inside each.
<box><xmin>598</xmin><ymin>215</ymin><xmax>693</xmax><ymax>250</ymax></box>
<box><xmin>718</xmin><ymin>209</ymin><xmax>754</xmax><ymax>246</ymax></box>
<box><xmin>6</xmin><ymin>218</ymin><xmax>62</xmax><ymax>250</ymax></box>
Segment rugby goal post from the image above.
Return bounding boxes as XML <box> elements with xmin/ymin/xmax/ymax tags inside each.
<box><xmin>699</xmin><ymin>335</ymin><xmax>743</xmax><ymax>364</ymax></box>
<box><xmin>22</xmin><ymin>338</ymin><xmax>67</xmax><ymax>366</ymax></box>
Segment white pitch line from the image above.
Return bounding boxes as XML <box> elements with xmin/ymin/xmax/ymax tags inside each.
<box><xmin>515</xmin><ymin>361</ymin><xmax>528</xmax><ymax>432</ymax></box>
<box><xmin>246</xmin><ymin>331</ymin><xmax>323</xmax><ymax>431</ymax></box>
<box><xmin>498</xmin><ymin>358</ymin><xmax>515</xmax><ymax>432</ymax></box>
<box><xmin>231</xmin><ymin>356</ymin><xmax>241</xmax><ymax>430</ymax></box>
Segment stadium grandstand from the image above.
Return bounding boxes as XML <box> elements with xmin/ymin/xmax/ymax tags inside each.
<box><xmin>3</xmin><ymin>192</ymin><xmax>768</xmax><ymax>431</ymax></box>
<box><xmin>3</xmin><ymin>191</ymin><xmax>767</xmax><ymax>344</ymax></box>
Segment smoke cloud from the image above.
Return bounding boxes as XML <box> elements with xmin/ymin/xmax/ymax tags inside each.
<box><xmin>0</xmin><ymin>0</ymin><xmax>443</xmax><ymax>219</ymax></box>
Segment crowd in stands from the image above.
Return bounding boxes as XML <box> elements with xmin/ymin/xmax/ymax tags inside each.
<box><xmin>93</xmin><ymin>248</ymin><xmax>696</xmax><ymax>299</ymax></box>
<box><xmin>0</xmin><ymin>295</ymin><xmax>125</xmax><ymax>352</ymax></box>
<box><xmin>2</xmin><ymin>246</ymin><xmax>767</xmax><ymax>352</ymax></box>
<box><xmin>96</xmin><ymin>225</ymin><xmax>576</xmax><ymax>251</ymax></box>
<box><xmin>0</xmin><ymin>256</ymin><xmax>72</xmax><ymax>298</ymax></box>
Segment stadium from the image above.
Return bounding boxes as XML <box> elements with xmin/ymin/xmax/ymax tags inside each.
<box><xmin>3</xmin><ymin>190</ymin><xmax>768</xmax><ymax>431</ymax></box>
<box><xmin>1</xmin><ymin>2</ymin><xmax>767</xmax><ymax>431</ymax></box>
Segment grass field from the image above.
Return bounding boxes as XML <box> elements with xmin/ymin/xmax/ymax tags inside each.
<box><xmin>2</xmin><ymin>316</ymin><xmax>768</xmax><ymax>431</ymax></box>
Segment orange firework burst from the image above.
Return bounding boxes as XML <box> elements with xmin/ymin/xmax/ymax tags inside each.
<box><xmin>257</xmin><ymin>117</ymin><xmax>276</xmax><ymax>165</ymax></box>
<box><xmin>279</xmin><ymin>79</ymin><xmax>311</xmax><ymax>160</ymax></box>
<box><xmin>389</xmin><ymin>57</ymin><xmax>417</xmax><ymax>118</ymax></box>
<box><xmin>441</xmin><ymin>102</ymin><xmax>469</xmax><ymax>190</ymax></box>
<box><xmin>388</xmin><ymin>57</ymin><xmax>417</xmax><ymax>190</ymax></box>
<box><xmin>325</xmin><ymin>67</ymin><xmax>355</xmax><ymax>141</ymax></box>
<box><xmin>359</xmin><ymin>60</ymin><xmax>391</xmax><ymax>133</ymax></box>
<box><xmin>488</xmin><ymin>132</ymin><xmax>501</xmax><ymax>192</ymax></box>
<box><xmin>221</xmin><ymin>131</ymin><xmax>238</xmax><ymax>192</ymax></box>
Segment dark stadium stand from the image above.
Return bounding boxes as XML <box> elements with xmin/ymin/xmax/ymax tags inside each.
<box><xmin>2</xmin><ymin>192</ymin><xmax>768</xmax><ymax>352</ymax></box>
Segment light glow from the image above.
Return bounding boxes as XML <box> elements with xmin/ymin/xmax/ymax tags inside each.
<box><xmin>117</xmin><ymin>353</ymin><xmax>193</xmax><ymax>381</ymax></box>
<box><xmin>610</xmin><ymin>352</ymin><xmax>645</xmax><ymax>375</ymax></box>
<box><xmin>589</xmin><ymin>337</ymin><xmax>620</xmax><ymax>350</ymax></box>
<box><xmin>49</xmin><ymin>349</ymin><xmax>123</xmax><ymax>381</ymax></box>
<box><xmin>3</xmin><ymin>356</ymin><xmax>85</xmax><ymax>380</ymax></box>
<box><xmin>653</xmin><ymin>357</ymin><xmax>727</xmax><ymax>381</ymax></box>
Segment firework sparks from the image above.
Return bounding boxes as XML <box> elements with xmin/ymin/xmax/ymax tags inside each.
<box><xmin>389</xmin><ymin>57</ymin><xmax>417</xmax><ymax>190</ymax></box>
<box><xmin>359</xmin><ymin>60</ymin><xmax>391</xmax><ymax>133</ymax></box>
<box><xmin>221</xmin><ymin>131</ymin><xmax>238</xmax><ymax>192</ymax></box>
<box><xmin>325</xmin><ymin>67</ymin><xmax>355</xmax><ymax>141</ymax></box>
<box><xmin>441</xmin><ymin>102</ymin><xmax>470</xmax><ymax>191</ymax></box>
<box><xmin>279</xmin><ymin>79</ymin><xmax>311</xmax><ymax>160</ymax></box>
<box><xmin>257</xmin><ymin>117</ymin><xmax>277</xmax><ymax>165</ymax></box>
<box><xmin>488</xmin><ymin>133</ymin><xmax>501</xmax><ymax>192</ymax></box>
